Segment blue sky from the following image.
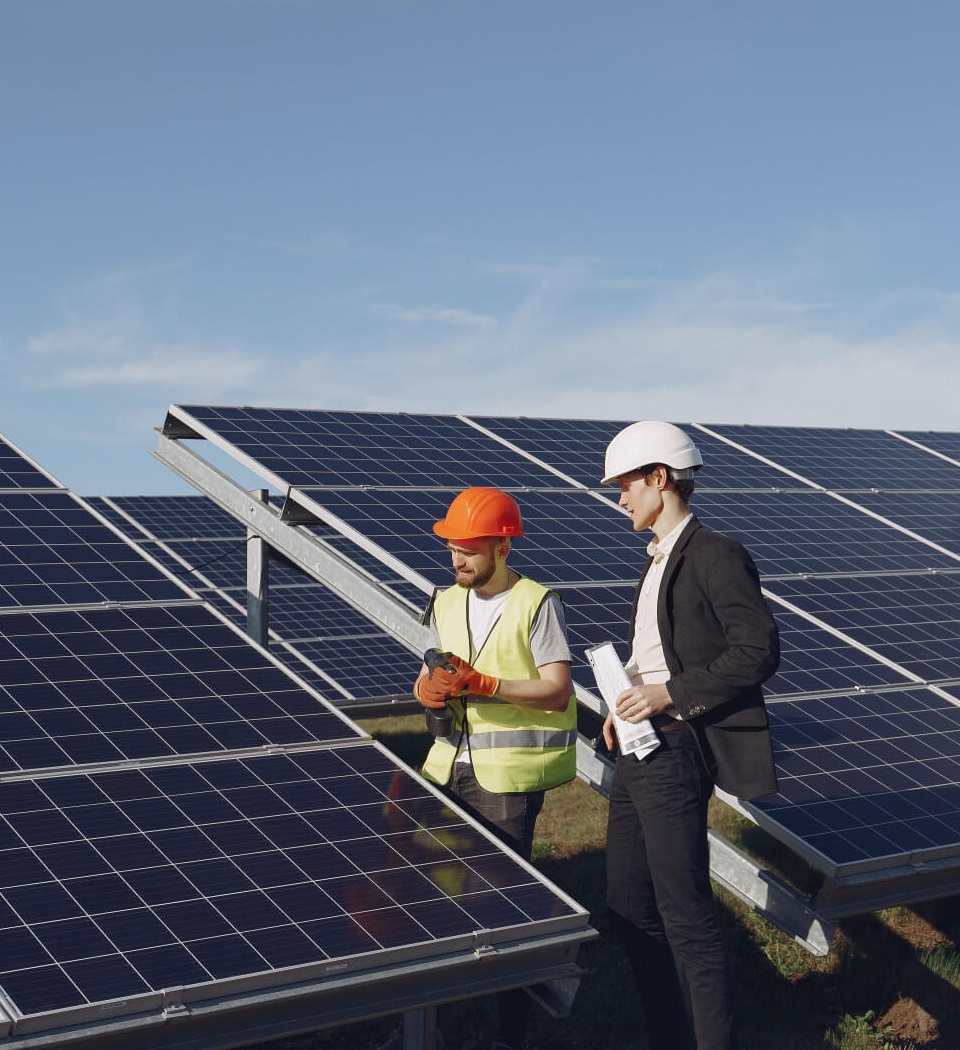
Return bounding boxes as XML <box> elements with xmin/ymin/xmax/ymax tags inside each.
<box><xmin>2</xmin><ymin>0</ymin><xmax>959</xmax><ymax>495</ymax></box>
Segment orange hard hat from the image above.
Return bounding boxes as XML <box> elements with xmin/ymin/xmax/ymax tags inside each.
<box><xmin>432</xmin><ymin>487</ymin><xmax>524</xmax><ymax>540</ymax></box>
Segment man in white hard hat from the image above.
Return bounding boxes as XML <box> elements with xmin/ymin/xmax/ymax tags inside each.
<box><xmin>600</xmin><ymin>421</ymin><xmax>779</xmax><ymax>1050</ymax></box>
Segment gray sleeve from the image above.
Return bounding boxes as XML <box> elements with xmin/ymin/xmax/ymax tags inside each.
<box><xmin>529</xmin><ymin>593</ymin><xmax>572</xmax><ymax>667</ymax></box>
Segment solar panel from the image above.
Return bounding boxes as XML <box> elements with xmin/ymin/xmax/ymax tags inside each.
<box><xmin>0</xmin><ymin>604</ymin><xmax>362</xmax><ymax>774</ymax></box>
<box><xmin>695</xmin><ymin>490</ymin><xmax>957</xmax><ymax>576</ymax></box>
<box><xmin>843</xmin><ymin>490</ymin><xmax>960</xmax><ymax>558</ymax></box>
<box><xmin>171</xmin><ymin>406</ymin><xmax>563</xmax><ymax>489</ymax></box>
<box><xmin>90</xmin><ymin>497</ymin><xmax>423</xmax><ymax>705</ymax></box>
<box><xmin>0</xmin><ymin>437</ymin><xmax>59</xmax><ymax>491</ymax></box>
<box><xmin>755</xmin><ymin>687</ymin><xmax>960</xmax><ymax>874</ymax></box>
<box><xmin>472</xmin><ymin>415</ymin><xmax>798</xmax><ymax>490</ymax></box>
<box><xmin>91</xmin><ymin>494</ymin><xmax>242</xmax><ymax>539</ymax></box>
<box><xmin>766</xmin><ymin>572</ymin><xmax>960</xmax><ymax>684</ymax></box>
<box><xmin>895</xmin><ymin>430</ymin><xmax>960</xmax><ymax>463</ymax></box>
<box><xmin>0</xmin><ymin>492</ymin><xmax>186</xmax><ymax>609</ymax></box>
<box><xmin>758</xmin><ymin>609</ymin><xmax>914</xmax><ymax>697</ymax></box>
<box><xmin>1</xmin><ymin>438</ymin><xmax>594</xmax><ymax>1045</ymax></box>
<box><xmin>705</xmin><ymin>424</ymin><xmax>960</xmax><ymax>491</ymax></box>
<box><xmin>0</xmin><ymin>746</ymin><xmax>583</xmax><ymax>1025</ymax></box>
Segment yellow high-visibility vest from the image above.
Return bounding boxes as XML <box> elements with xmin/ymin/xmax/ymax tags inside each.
<box><xmin>420</xmin><ymin>577</ymin><xmax>577</xmax><ymax>793</ymax></box>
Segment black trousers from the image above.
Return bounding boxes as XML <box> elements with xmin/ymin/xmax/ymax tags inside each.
<box><xmin>445</xmin><ymin>763</ymin><xmax>545</xmax><ymax>1050</ymax></box>
<box><xmin>606</xmin><ymin>729</ymin><xmax>736</xmax><ymax>1050</ymax></box>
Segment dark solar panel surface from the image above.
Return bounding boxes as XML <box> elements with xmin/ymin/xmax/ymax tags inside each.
<box><xmin>694</xmin><ymin>490</ymin><xmax>957</xmax><ymax>576</ymax></box>
<box><xmin>761</xmin><ymin>609</ymin><xmax>913</xmax><ymax>697</ymax></box>
<box><xmin>705</xmin><ymin>491</ymin><xmax>957</xmax><ymax>575</ymax></box>
<box><xmin>95</xmin><ymin>494</ymin><xmax>242</xmax><ymax>539</ymax></box>
<box><xmin>0</xmin><ymin>492</ymin><xmax>186</xmax><ymax>609</ymax></box>
<box><xmin>307</xmin><ymin>487</ymin><xmax>647</xmax><ymax>587</ymax></box>
<box><xmin>0</xmin><ymin>605</ymin><xmax>360</xmax><ymax>774</ymax></box>
<box><xmin>766</xmin><ymin>573</ymin><xmax>960</xmax><ymax>684</ymax></box>
<box><xmin>472</xmin><ymin>415</ymin><xmax>796</xmax><ymax>490</ymax></box>
<box><xmin>174</xmin><ymin>406</ymin><xmax>561</xmax><ymax>489</ymax></box>
<box><xmin>896</xmin><ymin>430</ymin><xmax>960</xmax><ymax>463</ymax></box>
<box><xmin>0</xmin><ymin>746</ymin><xmax>578</xmax><ymax>1019</ymax></box>
<box><xmin>0</xmin><ymin>437</ymin><xmax>58</xmax><ymax>490</ymax></box>
<box><xmin>845</xmin><ymin>491</ymin><xmax>960</xmax><ymax>558</ymax></box>
<box><xmin>707</xmin><ymin>424</ymin><xmax>960</xmax><ymax>491</ymax></box>
<box><xmin>755</xmin><ymin>688</ymin><xmax>960</xmax><ymax>871</ymax></box>
<box><xmin>89</xmin><ymin>497</ymin><xmax>422</xmax><ymax>703</ymax></box>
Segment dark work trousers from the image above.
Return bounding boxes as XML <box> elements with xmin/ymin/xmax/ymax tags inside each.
<box><xmin>447</xmin><ymin>762</ymin><xmax>545</xmax><ymax>1050</ymax></box>
<box><xmin>606</xmin><ymin>729</ymin><xmax>736</xmax><ymax>1050</ymax></box>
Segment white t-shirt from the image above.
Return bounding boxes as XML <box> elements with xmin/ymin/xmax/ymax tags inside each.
<box><xmin>427</xmin><ymin>584</ymin><xmax>571</xmax><ymax>667</ymax></box>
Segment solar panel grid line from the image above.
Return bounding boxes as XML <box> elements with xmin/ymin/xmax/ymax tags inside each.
<box><xmin>0</xmin><ymin>602</ymin><xmax>372</xmax><ymax>778</ymax></box>
<box><xmin>888</xmin><ymin>430</ymin><xmax>960</xmax><ymax>470</ymax></box>
<box><xmin>94</xmin><ymin>497</ymin><xmax>249</xmax><ymax>603</ymax></box>
<box><xmin>290</xmin><ymin>490</ymin><xmax>434</xmax><ymax>596</ymax></box>
<box><xmin>895</xmin><ymin>430</ymin><xmax>960</xmax><ymax>463</ymax></box>
<box><xmin>0</xmin><ymin>492</ymin><xmax>196</xmax><ymax>612</ymax></box>
<box><xmin>691</xmin><ymin>422</ymin><xmax>827</xmax><ymax>491</ymax></box>
<box><xmin>0</xmin><ymin>434</ymin><xmax>64</xmax><ymax>492</ymax></box>
<box><xmin>762</xmin><ymin>588</ymin><xmax>930</xmax><ymax>691</ymax></box>
<box><xmin>78</xmin><ymin>495</ymin><xmax>215</xmax><ymax>599</ymax></box>
<box><xmin>93</xmin><ymin>496</ymin><xmax>425</xmax><ymax>707</ymax></box>
<box><xmin>0</xmin><ymin>744</ymin><xmax>588</xmax><ymax>1028</ymax></box>
<box><xmin>458</xmin><ymin>414</ymin><xmax>593</xmax><ymax>491</ymax></box>
<box><xmin>821</xmin><ymin>490</ymin><xmax>960</xmax><ymax>566</ymax></box>
<box><xmin>271</xmin><ymin>643</ymin><xmax>356</xmax><ymax>703</ymax></box>
<box><xmin>767</xmin><ymin>574</ymin><xmax>960</xmax><ymax>686</ymax></box>
<box><xmin>705</xmin><ymin>423</ymin><xmax>960</xmax><ymax>492</ymax></box>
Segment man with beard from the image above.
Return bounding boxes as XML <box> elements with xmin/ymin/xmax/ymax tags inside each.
<box><xmin>412</xmin><ymin>486</ymin><xmax>577</xmax><ymax>1050</ymax></box>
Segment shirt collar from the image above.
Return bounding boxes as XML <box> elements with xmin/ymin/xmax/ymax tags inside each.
<box><xmin>647</xmin><ymin>513</ymin><xmax>693</xmax><ymax>562</ymax></box>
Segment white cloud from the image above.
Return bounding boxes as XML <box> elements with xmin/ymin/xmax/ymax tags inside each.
<box><xmin>374</xmin><ymin>304</ymin><xmax>497</xmax><ymax>328</ymax></box>
<box><xmin>25</xmin><ymin>309</ymin><xmax>142</xmax><ymax>358</ymax></box>
<box><xmin>53</xmin><ymin>345</ymin><xmax>266</xmax><ymax>393</ymax></box>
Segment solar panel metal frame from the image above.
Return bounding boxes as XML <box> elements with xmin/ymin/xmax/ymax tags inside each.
<box><xmin>91</xmin><ymin>497</ymin><xmax>424</xmax><ymax>708</ymax></box>
<box><xmin>0</xmin><ymin>436</ymin><xmax>62</xmax><ymax>492</ymax></box>
<box><xmin>0</xmin><ymin>743</ymin><xmax>590</xmax><ymax>1047</ymax></box>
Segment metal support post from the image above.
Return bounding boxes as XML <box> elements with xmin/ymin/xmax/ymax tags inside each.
<box><xmin>246</xmin><ymin>488</ymin><xmax>270</xmax><ymax>647</ymax></box>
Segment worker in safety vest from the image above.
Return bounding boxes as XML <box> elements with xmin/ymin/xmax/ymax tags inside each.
<box><xmin>412</xmin><ymin>486</ymin><xmax>577</xmax><ymax>1050</ymax></box>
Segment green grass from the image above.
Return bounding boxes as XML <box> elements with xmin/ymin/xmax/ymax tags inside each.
<box><xmin>250</xmin><ymin>716</ymin><xmax>960</xmax><ymax>1050</ymax></box>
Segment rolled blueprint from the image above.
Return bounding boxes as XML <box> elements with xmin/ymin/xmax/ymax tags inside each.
<box><xmin>585</xmin><ymin>641</ymin><xmax>660</xmax><ymax>759</ymax></box>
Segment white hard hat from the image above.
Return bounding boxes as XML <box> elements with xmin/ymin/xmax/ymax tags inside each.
<box><xmin>602</xmin><ymin>420</ymin><xmax>703</xmax><ymax>484</ymax></box>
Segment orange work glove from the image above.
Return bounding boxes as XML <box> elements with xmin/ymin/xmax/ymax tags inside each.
<box><xmin>415</xmin><ymin>649</ymin><xmax>461</xmax><ymax>709</ymax></box>
<box><xmin>415</xmin><ymin>674</ymin><xmax>450</xmax><ymax>710</ymax></box>
<box><xmin>446</xmin><ymin>654</ymin><xmax>500</xmax><ymax>697</ymax></box>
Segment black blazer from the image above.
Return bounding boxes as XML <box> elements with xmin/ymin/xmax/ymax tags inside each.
<box><xmin>630</xmin><ymin>517</ymin><xmax>779</xmax><ymax>800</ymax></box>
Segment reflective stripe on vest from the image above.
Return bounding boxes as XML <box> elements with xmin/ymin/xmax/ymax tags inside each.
<box><xmin>445</xmin><ymin>727</ymin><xmax>578</xmax><ymax>751</ymax></box>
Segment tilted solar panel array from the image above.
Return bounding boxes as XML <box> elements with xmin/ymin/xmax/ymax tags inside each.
<box><xmin>90</xmin><ymin>495</ymin><xmax>424</xmax><ymax>705</ymax></box>
<box><xmin>160</xmin><ymin>406</ymin><xmax>960</xmax><ymax>891</ymax></box>
<box><xmin>0</xmin><ymin>433</ymin><xmax>591</xmax><ymax>1046</ymax></box>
